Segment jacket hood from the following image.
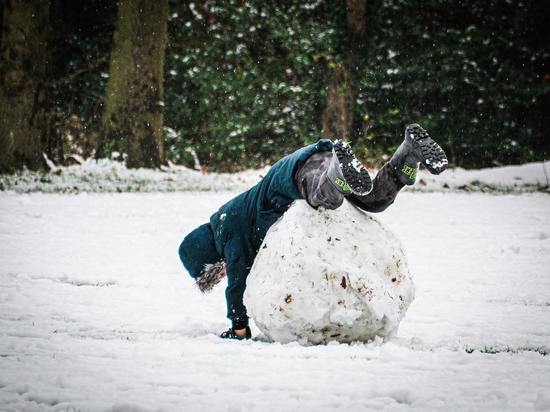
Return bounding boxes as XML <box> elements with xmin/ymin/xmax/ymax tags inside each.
<box><xmin>179</xmin><ymin>223</ymin><xmax>221</xmax><ymax>278</ymax></box>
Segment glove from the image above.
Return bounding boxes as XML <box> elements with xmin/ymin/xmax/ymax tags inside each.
<box><xmin>220</xmin><ymin>326</ymin><xmax>252</xmax><ymax>340</ymax></box>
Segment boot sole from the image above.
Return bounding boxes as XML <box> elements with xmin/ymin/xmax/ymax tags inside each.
<box><xmin>406</xmin><ymin>124</ymin><xmax>448</xmax><ymax>175</ymax></box>
<box><xmin>334</xmin><ymin>140</ymin><xmax>373</xmax><ymax>196</ymax></box>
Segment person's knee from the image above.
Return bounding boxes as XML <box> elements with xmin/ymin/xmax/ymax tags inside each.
<box><xmin>311</xmin><ymin>175</ymin><xmax>344</xmax><ymax>209</ymax></box>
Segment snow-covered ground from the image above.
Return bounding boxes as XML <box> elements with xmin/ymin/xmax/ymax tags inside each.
<box><xmin>1</xmin><ymin>190</ymin><xmax>549</xmax><ymax>411</ymax></box>
<box><xmin>1</xmin><ymin>158</ymin><xmax>549</xmax><ymax>194</ymax></box>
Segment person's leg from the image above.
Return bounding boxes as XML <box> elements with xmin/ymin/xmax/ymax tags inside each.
<box><xmin>295</xmin><ymin>151</ymin><xmax>345</xmax><ymax>210</ymax></box>
<box><xmin>329</xmin><ymin>140</ymin><xmax>372</xmax><ymax>196</ymax></box>
<box><xmin>349</xmin><ymin>123</ymin><xmax>448</xmax><ymax>213</ymax></box>
<box><xmin>297</xmin><ymin>124</ymin><xmax>447</xmax><ymax>213</ymax></box>
<box><xmin>296</xmin><ymin>150</ymin><xmax>398</xmax><ymax>212</ymax></box>
<box><xmin>389</xmin><ymin>123</ymin><xmax>448</xmax><ymax>185</ymax></box>
<box><xmin>346</xmin><ymin>163</ymin><xmax>404</xmax><ymax>212</ymax></box>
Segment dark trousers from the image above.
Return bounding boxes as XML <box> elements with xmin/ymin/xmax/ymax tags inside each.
<box><xmin>295</xmin><ymin>151</ymin><xmax>405</xmax><ymax>213</ymax></box>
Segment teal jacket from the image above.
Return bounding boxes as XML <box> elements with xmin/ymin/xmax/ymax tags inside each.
<box><xmin>209</xmin><ymin>139</ymin><xmax>334</xmax><ymax>328</ymax></box>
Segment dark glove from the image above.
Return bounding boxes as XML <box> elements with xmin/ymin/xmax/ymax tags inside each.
<box><xmin>220</xmin><ymin>326</ymin><xmax>252</xmax><ymax>340</ymax></box>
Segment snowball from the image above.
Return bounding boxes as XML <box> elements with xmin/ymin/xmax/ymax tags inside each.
<box><xmin>244</xmin><ymin>200</ymin><xmax>415</xmax><ymax>345</ymax></box>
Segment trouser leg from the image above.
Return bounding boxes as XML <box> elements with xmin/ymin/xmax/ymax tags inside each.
<box><xmin>295</xmin><ymin>152</ymin><xmax>345</xmax><ymax>210</ymax></box>
<box><xmin>296</xmin><ymin>151</ymin><xmax>404</xmax><ymax>213</ymax></box>
<box><xmin>346</xmin><ymin>162</ymin><xmax>405</xmax><ymax>213</ymax></box>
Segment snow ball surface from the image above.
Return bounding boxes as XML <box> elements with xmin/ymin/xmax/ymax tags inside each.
<box><xmin>245</xmin><ymin>200</ymin><xmax>415</xmax><ymax>345</ymax></box>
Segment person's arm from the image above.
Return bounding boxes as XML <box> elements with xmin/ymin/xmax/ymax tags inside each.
<box><xmin>224</xmin><ymin>239</ymin><xmax>250</xmax><ymax>332</ymax></box>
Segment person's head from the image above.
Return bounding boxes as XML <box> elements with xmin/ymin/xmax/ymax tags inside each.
<box><xmin>178</xmin><ymin>223</ymin><xmax>221</xmax><ymax>279</ymax></box>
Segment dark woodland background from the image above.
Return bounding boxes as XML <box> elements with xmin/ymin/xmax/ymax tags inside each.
<box><xmin>0</xmin><ymin>0</ymin><xmax>549</xmax><ymax>173</ymax></box>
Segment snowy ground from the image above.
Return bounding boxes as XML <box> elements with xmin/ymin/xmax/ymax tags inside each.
<box><xmin>1</xmin><ymin>190</ymin><xmax>549</xmax><ymax>411</ymax></box>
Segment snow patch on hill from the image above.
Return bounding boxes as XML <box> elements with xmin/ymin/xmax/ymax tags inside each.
<box><xmin>0</xmin><ymin>157</ymin><xmax>549</xmax><ymax>193</ymax></box>
<box><xmin>0</xmin><ymin>158</ymin><xmax>265</xmax><ymax>193</ymax></box>
<box><xmin>412</xmin><ymin>161</ymin><xmax>550</xmax><ymax>193</ymax></box>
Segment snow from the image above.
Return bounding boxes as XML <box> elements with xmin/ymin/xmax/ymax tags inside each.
<box><xmin>0</xmin><ymin>158</ymin><xmax>265</xmax><ymax>194</ymax></box>
<box><xmin>246</xmin><ymin>201</ymin><xmax>415</xmax><ymax>344</ymax></box>
<box><xmin>1</xmin><ymin>190</ymin><xmax>549</xmax><ymax>410</ymax></box>
<box><xmin>1</xmin><ymin>159</ymin><xmax>548</xmax><ymax>194</ymax></box>
<box><xmin>414</xmin><ymin>161</ymin><xmax>550</xmax><ymax>192</ymax></box>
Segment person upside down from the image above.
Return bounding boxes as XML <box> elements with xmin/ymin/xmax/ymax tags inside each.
<box><xmin>178</xmin><ymin>124</ymin><xmax>448</xmax><ymax>340</ymax></box>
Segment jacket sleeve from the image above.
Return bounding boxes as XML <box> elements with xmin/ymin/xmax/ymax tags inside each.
<box><xmin>224</xmin><ymin>238</ymin><xmax>252</xmax><ymax>329</ymax></box>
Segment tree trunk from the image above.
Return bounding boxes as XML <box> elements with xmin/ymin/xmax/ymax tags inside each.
<box><xmin>322</xmin><ymin>61</ymin><xmax>353</xmax><ymax>140</ymax></box>
<box><xmin>321</xmin><ymin>0</ymin><xmax>367</xmax><ymax>141</ymax></box>
<box><xmin>100</xmin><ymin>0</ymin><xmax>168</xmax><ymax>168</ymax></box>
<box><xmin>346</xmin><ymin>0</ymin><xmax>367</xmax><ymax>35</ymax></box>
<box><xmin>0</xmin><ymin>0</ymin><xmax>51</xmax><ymax>173</ymax></box>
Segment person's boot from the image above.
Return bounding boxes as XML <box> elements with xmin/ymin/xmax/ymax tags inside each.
<box><xmin>389</xmin><ymin>123</ymin><xmax>448</xmax><ymax>185</ymax></box>
<box><xmin>327</xmin><ymin>140</ymin><xmax>373</xmax><ymax>196</ymax></box>
<box><xmin>220</xmin><ymin>326</ymin><xmax>252</xmax><ymax>340</ymax></box>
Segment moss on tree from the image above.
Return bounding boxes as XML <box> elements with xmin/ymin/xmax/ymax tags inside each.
<box><xmin>100</xmin><ymin>0</ymin><xmax>168</xmax><ymax>168</ymax></box>
<box><xmin>0</xmin><ymin>0</ymin><xmax>51</xmax><ymax>172</ymax></box>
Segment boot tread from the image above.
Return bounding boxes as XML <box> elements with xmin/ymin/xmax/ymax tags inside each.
<box><xmin>333</xmin><ymin>140</ymin><xmax>373</xmax><ymax>196</ymax></box>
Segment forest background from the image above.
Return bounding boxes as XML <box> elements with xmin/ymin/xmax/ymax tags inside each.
<box><xmin>1</xmin><ymin>0</ymin><xmax>549</xmax><ymax>173</ymax></box>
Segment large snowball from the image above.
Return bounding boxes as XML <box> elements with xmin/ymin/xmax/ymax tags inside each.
<box><xmin>244</xmin><ymin>200</ymin><xmax>415</xmax><ymax>345</ymax></box>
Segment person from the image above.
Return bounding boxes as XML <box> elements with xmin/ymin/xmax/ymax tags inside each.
<box><xmin>178</xmin><ymin>124</ymin><xmax>448</xmax><ymax>340</ymax></box>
